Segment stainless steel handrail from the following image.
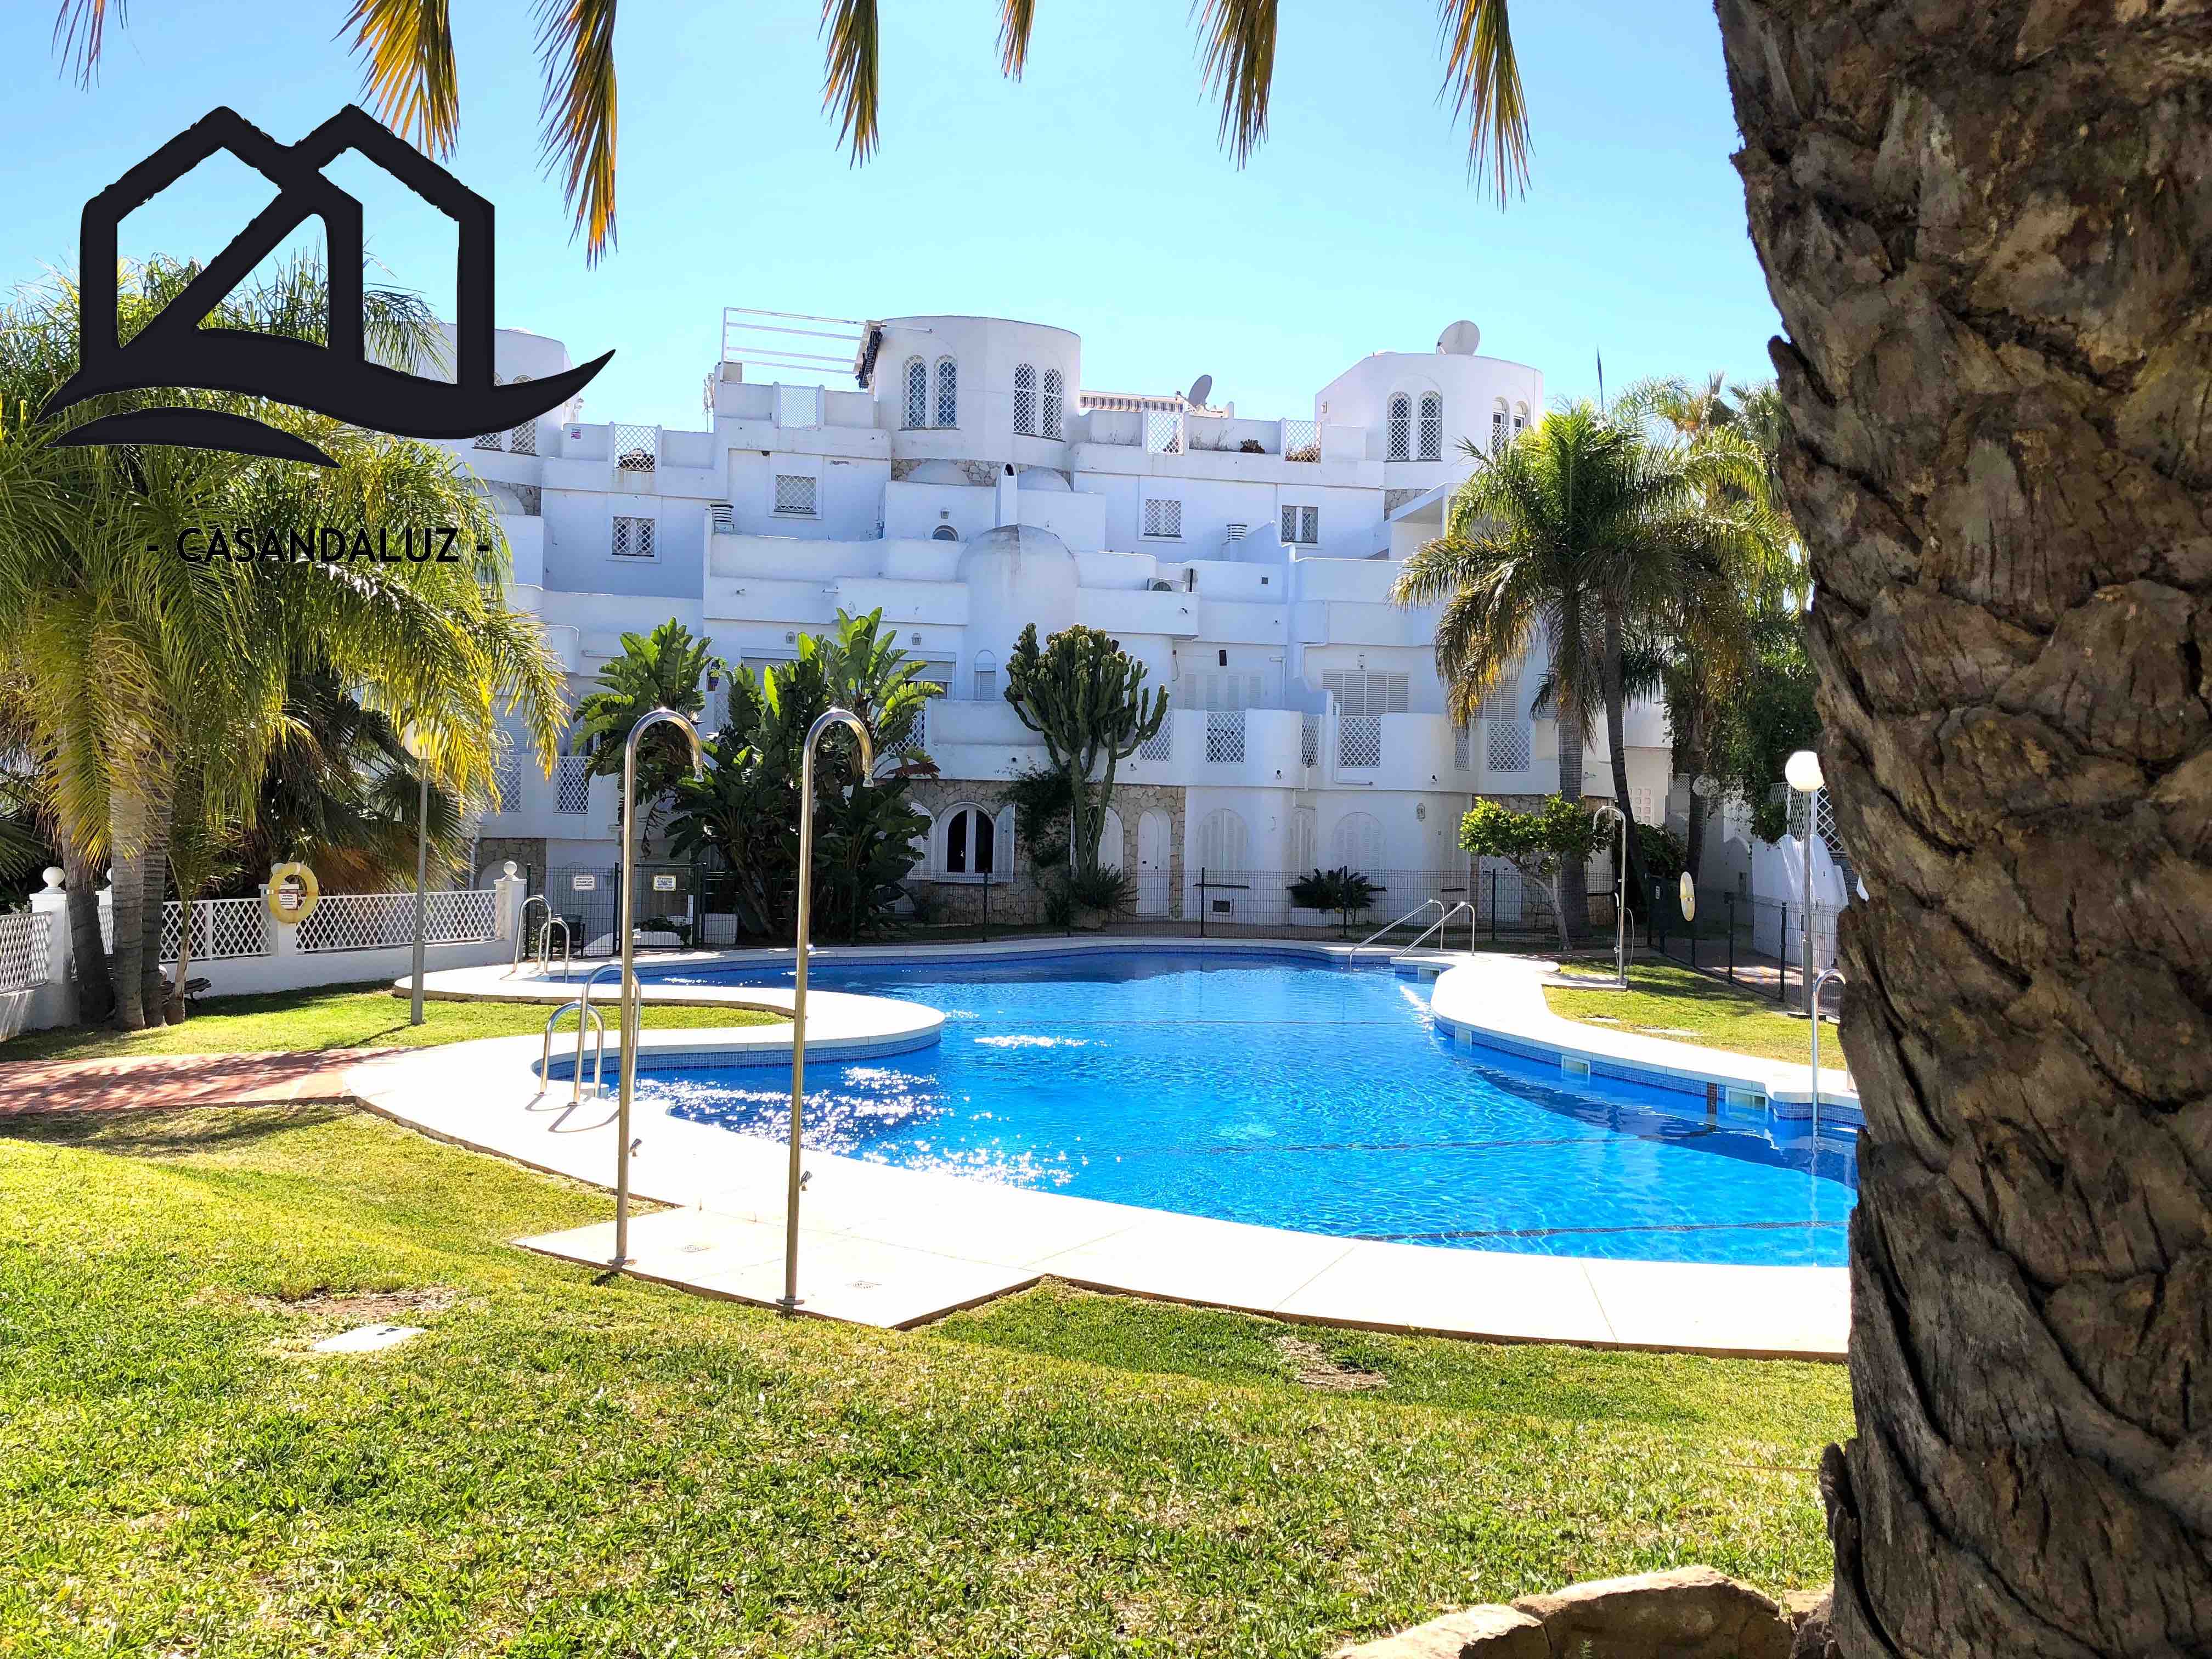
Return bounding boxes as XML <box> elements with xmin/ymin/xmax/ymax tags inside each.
<box><xmin>511</xmin><ymin>895</ymin><xmax>552</xmax><ymax>977</ymax></box>
<box><xmin>535</xmin><ymin>916</ymin><xmax>572</xmax><ymax>979</ymax></box>
<box><xmin>1401</xmin><ymin>899</ymin><xmax>1477</xmax><ymax>955</ymax></box>
<box><xmin>540</xmin><ymin>999</ymin><xmax>607</xmax><ymax>1103</ymax></box>
<box><xmin>575</xmin><ymin>962</ymin><xmax>625</xmax><ymax>1101</ymax></box>
<box><xmin>1349</xmin><ymin>898</ymin><xmax>1442</xmax><ymax>962</ymax></box>
<box><xmin>1809</xmin><ymin>966</ymin><xmax>1847</xmax><ymax>1147</ymax></box>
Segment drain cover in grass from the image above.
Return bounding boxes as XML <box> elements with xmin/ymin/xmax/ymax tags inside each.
<box><xmin>311</xmin><ymin>1323</ymin><xmax>425</xmax><ymax>1354</ymax></box>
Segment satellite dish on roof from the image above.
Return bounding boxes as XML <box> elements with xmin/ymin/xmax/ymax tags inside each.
<box><xmin>1436</xmin><ymin>320</ymin><xmax>1482</xmax><ymax>356</ymax></box>
<box><xmin>1185</xmin><ymin>374</ymin><xmax>1214</xmax><ymax>408</ymax></box>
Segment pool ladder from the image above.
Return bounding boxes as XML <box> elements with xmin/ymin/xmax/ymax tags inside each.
<box><xmin>1348</xmin><ymin>898</ymin><xmax>1476</xmax><ymax>964</ymax></box>
<box><xmin>510</xmin><ymin>898</ymin><xmax>572</xmax><ymax>980</ymax></box>
<box><xmin>541</xmin><ymin>999</ymin><xmax>608</xmax><ymax>1103</ymax></box>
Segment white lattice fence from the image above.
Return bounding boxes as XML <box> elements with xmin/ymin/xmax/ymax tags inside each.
<box><xmin>161</xmin><ymin>898</ymin><xmax>269</xmax><ymax>964</ymax></box>
<box><xmin>611</xmin><ymin>424</ymin><xmax>658</xmax><ymax>472</ymax></box>
<box><xmin>1282</xmin><ymin>419</ymin><xmax>1319</xmax><ymax>462</ymax></box>
<box><xmin>1205</xmin><ymin>710</ymin><xmax>1246</xmax><ymax>765</ymax></box>
<box><xmin>423</xmin><ymin>888</ymin><xmax>500</xmax><ymax>943</ymax></box>
<box><xmin>1338</xmin><ymin>715</ymin><xmax>1382</xmax><ymax>769</ymax></box>
<box><xmin>0</xmin><ymin>912</ymin><xmax>51</xmax><ymax>992</ymax></box>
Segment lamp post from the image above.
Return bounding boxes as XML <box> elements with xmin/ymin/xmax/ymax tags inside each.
<box><xmin>783</xmin><ymin>707</ymin><xmax>875</xmax><ymax>1315</ymax></box>
<box><xmin>402</xmin><ymin>725</ymin><xmax>432</xmax><ymax>1026</ymax></box>
<box><xmin>612</xmin><ymin>707</ymin><xmax>707</xmax><ymax>1267</ymax></box>
<box><xmin>1785</xmin><ymin>748</ymin><xmax>1825</xmax><ymax>1015</ymax></box>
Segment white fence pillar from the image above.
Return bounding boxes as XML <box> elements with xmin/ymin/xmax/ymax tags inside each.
<box><xmin>16</xmin><ymin>868</ymin><xmax>75</xmax><ymax>1033</ymax></box>
<box><xmin>492</xmin><ymin>862</ymin><xmax>526</xmax><ymax>941</ymax></box>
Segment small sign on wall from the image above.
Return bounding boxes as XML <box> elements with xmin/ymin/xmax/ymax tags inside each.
<box><xmin>571</xmin><ymin>873</ymin><xmax>597</xmax><ymax>892</ymax></box>
<box><xmin>652</xmin><ymin>874</ymin><xmax>677</xmax><ymax>892</ymax></box>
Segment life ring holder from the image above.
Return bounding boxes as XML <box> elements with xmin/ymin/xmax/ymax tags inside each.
<box><xmin>265</xmin><ymin>862</ymin><xmax>322</xmax><ymax>926</ymax></box>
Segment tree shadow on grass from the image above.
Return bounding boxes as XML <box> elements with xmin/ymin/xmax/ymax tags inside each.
<box><xmin>0</xmin><ymin>1102</ymin><xmax>354</xmax><ymax>1160</ymax></box>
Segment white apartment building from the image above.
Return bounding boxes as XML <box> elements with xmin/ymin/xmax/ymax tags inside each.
<box><xmin>448</xmin><ymin>309</ymin><xmax>1672</xmax><ymax>917</ymax></box>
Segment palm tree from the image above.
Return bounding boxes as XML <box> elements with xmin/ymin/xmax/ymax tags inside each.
<box><xmin>0</xmin><ymin>258</ymin><xmax>565</xmax><ymax>1028</ymax></box>
<box><xmin>54</xmin><ymin>7</ymin><xmax>2212</xmax><ymax>1653</ymax></box>
<box><xmin>572</xmin><ymin>619</ymin><xmax>723</xmax><ymax>838</ymax></box>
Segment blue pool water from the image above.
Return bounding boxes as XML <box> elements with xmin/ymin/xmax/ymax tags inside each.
<box><xmin>642</xmin><ymin>950</ymin><xmax>1857</xmax><ymax>1266</ymax></box>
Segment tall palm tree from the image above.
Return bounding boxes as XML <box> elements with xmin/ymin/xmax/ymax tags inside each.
<box><xmin>53</xmin><ymin>6</ymin><xmax>2212</xmax><ymax>1654</ymax></box>
<box><xmin>0</xmin><ymin>258</ymin><xmax>565</xmax><ymax>1028</ymax></box>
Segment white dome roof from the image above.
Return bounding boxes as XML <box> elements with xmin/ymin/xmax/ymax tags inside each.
<box><xmin>956</xmin><ymin>522</ymin><xmax>1076</xmax><ymax>574</ymax></box>
<box><xmin>1015</xmin><ymin>465</ymin><xmax>1071</xmax><ymax>492</ymax></box>
<box><xmin>956</xmin><ymin>524</ymin><xmax>1081</xmax><ymax>650</ymax></box>
<box><xmin>904</xmin><ymin>459</ymin><xmax>975</xmax><ymax>487</ymax></box>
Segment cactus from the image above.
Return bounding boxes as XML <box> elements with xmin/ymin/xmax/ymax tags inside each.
<box><xmin>1002</xmin><ymin>623</ymin><xmax>1169</xmax><ymax>882</ymax></box>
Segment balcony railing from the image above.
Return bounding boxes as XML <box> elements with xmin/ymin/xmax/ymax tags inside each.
<box><xmin>554</xmin><ymin>755</ymin><xmax>592</xmax><ymax>814</ymax></box>
<box><xmin>1204</xmin><ymin>710</ymin><xmax>1246</xmax><ymax>764</ymax></box>
<box><xmin>1338</xmin><ymin>715</ymin><xmax>1382</xmax><ymax>770</ymax></box>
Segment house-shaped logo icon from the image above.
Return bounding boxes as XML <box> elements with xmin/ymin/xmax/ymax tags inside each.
<box><xmin>42</xmin><ymin>104</ymin><xmax>612</xmax><ymax>467</ymax></box>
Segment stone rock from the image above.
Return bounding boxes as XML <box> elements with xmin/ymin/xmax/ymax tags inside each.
<box><xmin>1338</xmin><ymin>1603</ymin><xmax>1548</xmax><ymax>1658</ymax></box>
<box><xmin>1510</xmin><ymin>1565</ymin><xmax>1795</xmax><ymax>1659</ymax></box>
<box><xmin>1787</xmin><ymin>1591</ymin><xmax>1837</xmax><ymax>1659</ymax></box>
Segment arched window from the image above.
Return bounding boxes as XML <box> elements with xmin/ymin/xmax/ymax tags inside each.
<box><xmin>1330</xmin><ymin>811</ymin><xmax>1386</xmax><ymax>871</ymax></box>
<box><xmin>930</xmin><ymin>524</ymin><xmax>960</xmax><ymax>541</ymax></box>
<box><xmin>1196</xmin><ymin>808</ymin><xmax>1250</xmax><ymax>872</ymax></box>
<box><xmin>902</xmin><ymin>357</ymin><xmax>928</xmax><ymax>429</ymax></box>
<box><xmin>1386</xmin><ymin>392</ymin><xmax>1412</xmax><ymax>461</ymax></box>
<box><xmin>934</xmin><ymin>357</ymin><xmax>958</xmax><ymax>427</ymax></box>
<box><xmin>1042</xmin><ymin>369</ymin><xmax>1065</xmax><ymax>439</ymax></box>
<box><xmin>1419</xmin><ymin>392</ymin><xmax>1443</xmax><ymax>460</ymax></box>
<box><xmin>972</xmin><ymin>650</ymin><xmax>998</xmax><ymax>702</ymax></box>
<box><xmin>943</xmin><ymin>805</ymin><xmax>997</xmax><ymax>876</ymax></box>
<box><xmin>1013</xmin><ymin>363</ymin><xmax>1039</xmax><ymax>435</ymax></box>
<box><xmin>1491</xmin><ymin>397</ymin><xmax>1509</xmax><ymax>452</ymax></box>
<box><xmin>1513</xmin><ymin>402</ymin><xmax>1529</xmax><ymax>435</ymax></box>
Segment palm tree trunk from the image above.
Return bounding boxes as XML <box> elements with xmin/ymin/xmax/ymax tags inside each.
<box><xmin>106</xmin><ymin>784</ymin><xmax>147</xmax><ymax>1031</ymax></box>
<box><xmin>61</xmin><ymin>839</ymin><xmax>111</xmax><ymax>1026</ymax></box>
<box><xmin>1554</xmin><ymin>711</ymin><xmax>1593</xmax><ymax>942</ymax></box>
<box><xmin>1601</xmin><ymin>612</ymin><xmax>1648</xmax><ymax>916</ymax></box>
<box><xmin>137</xmin><ymin>775</ymin><xmax>174</xmax><ymax>1028</ymax></box>
<box><xmin>1723</xmin><ymin>4</ymin><xmax>2212</xmax><ymax>1655</ymax></box>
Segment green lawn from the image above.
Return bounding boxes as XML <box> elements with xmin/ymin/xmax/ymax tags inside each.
<box><xmin>1546</xmin><ymin>959</ymin><xmax>1842</xmax><ymax>1070</ymax></box>
<box><xmin>0</xmin><ymin>980</ymin><xmax>784</xmax><ymax>1065</ymax></box>
<box><xmin>0</xmin><ymin>1105</ymin><xmax>1850</xmax><ymax>1656</ymax></box>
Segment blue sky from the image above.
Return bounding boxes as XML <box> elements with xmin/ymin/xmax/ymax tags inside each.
<box><xmin>1</xmin><ymin>1</ymin><xmax>1782</xmax><ymax>431</ymax></box>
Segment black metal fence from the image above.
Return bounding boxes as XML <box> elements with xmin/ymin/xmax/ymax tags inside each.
<box><xmin>1643</xmin><ymin>880</ymin><xmax>1841</xmax><ymax>1011</ymax></box>
<box><xmin>533</xmin><ymin>862</ymin><xmax>701</xmax><ymax>957</ymax></box>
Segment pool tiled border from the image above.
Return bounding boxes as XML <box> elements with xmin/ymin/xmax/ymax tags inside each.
<box><xmin>366</xmin><ymin>942</ymin><xmax>1851</xmax><ymax>1359</ymax></box>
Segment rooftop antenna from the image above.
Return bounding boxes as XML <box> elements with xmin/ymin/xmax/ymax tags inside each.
<box><xmin>1185</xmin><ymin>374</ymin><xmax>1213</xmax><ymax>409</ymax></box>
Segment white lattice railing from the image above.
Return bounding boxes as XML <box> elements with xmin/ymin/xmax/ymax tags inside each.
<box><xmin>161</xmin><ymin>898</ymin><xmax>270</xmax><ymax>964</ymax></box>
<box><xmin>777</xmin><ymin>385</ymin><xmax>823</xmax><ymax>428</ymax></box>
<box><xmin>1144</xmin><ymin>409</ymin><xmax>1183</xmax><ymax>455</ymax></box>
<box><xmin>1301</xmin><ymin>713</ymin><xmax>1320</xmax><ymax>767</ymax></box>
<box><xmin>1338</xmin><ymin>715</ymin><xmax>1382</xmax><ymax>770</ymax></box>
<box><xmin>611</xmin><ymin>423</ymin><xmax>658</xmax><ymax>472</ymax></box>
<box><xmin>297</xmin><ymin>889</ymin><xmax>499</xmax><ymax>953</ymax></box>
<box><xmin>1453</xmin><ymin>723</ymin><xmax>1471</xmax><ymax>772</ymax></box>
<box><xmin>1485</xmin><ymin>718</ymin><xmax>1532</xmax><ymax>772</ymax></box>
<box><xmin>555</xmin><ymin>755</ymin><xmax>592</xmax><ymax>814</ymax></box>
<box><xmin>0</xmin><ymin>912</ymin><xmax>51</xmax><ymax>992</ymax></box>
<box><xmin>1138</xmin><ymin>723</ymin><xmax>1172</xmax><ymax>761</ymax></box>
<box><xmin>1282</xmin><ymin>418</ymin><xmax>1319</xmax><ymax>462</ymax></box>
<box><xmin>493</xmin><ymin>750</ymin><xmax>523</xmax><ymax>812</ymax></box>
<box><xmin>1205</xmin><ymin>710</ymin><xmax>1246</xmax><ymax>765</ymax></box>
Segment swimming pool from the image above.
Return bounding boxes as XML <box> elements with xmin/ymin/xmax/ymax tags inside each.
<box><xmin>640</xmin><ymin>949</ymin><xmax>1857</xmax><ymax>1267</ymax></box>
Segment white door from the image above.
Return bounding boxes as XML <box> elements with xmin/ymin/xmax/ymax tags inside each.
<box><xmin>1137</xmin><ymin>809</ymin><xmax>1170</xmax><ymax>914</ymax></box>
<box><xmin>1096</xmin><ymin>807</ymin><xmax>1125</xmax><ymax>872</ymax></box>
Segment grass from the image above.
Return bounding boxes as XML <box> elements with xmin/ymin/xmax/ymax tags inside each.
<box><xmin>0</xmin><ymin>980</ymin><xmax>783</xmax><ymax>1065</ymax></box>
<box><xmin>1545</xmin><ymin>959</ymin><xmax>1842</xmax><ymax>1070</ymax></box>
<box><xmin>0</xmin><ymin>1105</ymin><xmax>1851</xmax><ymax>1656</ymax></box>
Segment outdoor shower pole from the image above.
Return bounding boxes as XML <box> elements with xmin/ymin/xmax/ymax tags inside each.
<box><xmin>1590</xmin><ymin>803</ymin><xmax>1628</xmax><ymax>988</ymax></box>
<box><xmin>782</xmin><ymin>707</ymin><xmax>875</xmax><ymax>1314</ymax></box>
<box><xmin>611</xmin><ymin>708</ymin><xmax>705</xmax><ymax>1268</ymax></box>
<box><xmin>1785</xmin><ymin>749</ymin><xmax>1825</xmax><ymax>1015</ymax></box>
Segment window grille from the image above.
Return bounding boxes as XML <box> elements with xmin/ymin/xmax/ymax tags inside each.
<box><xmin>1492</xmin><ymin>409</ymin><xmax>1508</xmax><ymax>450</ymax></box>
<box><xmin>1419</xmin><ymin>393</ymin><xmax>1443</xmax><ymax>460</ymax></box>
<box><xmin>555</xmin><ymin>755</ymin><xmax>592</xmax><ymax>812</ymax></box>
<box><xmin>1482</xmin><ymin>667</ymin><xmax>1532</xmax><ymax>771</ymax></box>
<box><xmin>1513</xmin><ymin>407</ymin><xmax>1528</xmax><ymax>435</ymax></box>
<box><xmin>1144</xmin><ymin>408</ymin><xmax>1182</xmax><ymax>454</ymax></box>
<box><xmin>1139</xmin><ymin>723</ymin><xmax>1173</xmax><ymax>760</ymax></box>
<box><xmin>1301</xmin><ymin>713</ymin><xmax>1320</xmax><ymax>766</ymax></box>
<box><xmin>1282</xmin><ymin>418</ymin><xmax>1318</xmax><ymax>462</ymax></box>
<box><xmin>1279</xmin><ymin>504</ymin><xmax>1319</xmax><ymax>545</ymax></box>
<box><xmin>1013</xmin><ymin>363</ymin><xmax>1039</xmax><ymax>435</ymax></box>
<box><xmin>1387</xmin><ymin>393</ymin><xmax>1412</xmax><ymax>460</ymax></box>
<box><xmin>612</xmin><ymin>516</ymin><xmax>655</xmax><ymax>558</ymax></box>
<box><xmin>612</xmin><ymin>423</ymin><xmax>657</xmax><ymax>471</ymax></box>
<box><xmin>493</xmin><ymin>749</ymin><xmax>522</xmax><ymax>811</ymax></box>
<box><xmin>1042</xmin><ymin>369</ymin><xmax>1064</xmax><ymax>439</ymax></box>
<box><xmin>473</xmin><ymin>431</ymin><xmax>503</xmax><ymax>450</ymax></box>
<box><xmin>777</xmin><ymin>384</ymin><xmax>822</xmax><ymax>427</ymax></box>
<box><xmin>1322</xmin><ymin>671</ymin><xmax>1408</xmax><ymax>716</ymax></box>
<box><xmin>1338</xmin><ymin>715</ymin><xmax>1382</xmax><ymax>769</ymax></box>
<box><xmin>1453</xmin><ymin>723</ymin><xmax>1471</xmax><ymax>771</ymax></box>
<box><xmin>509</xmin><ymin>418</ymin><xmax>538</xmax><ymax>455</ymax></box>
<box><xmin>934</xmin><ymin>357</ymin><xmax>957</xmax><ymax>427</ymax></box>
<box><xmin>930</xmin><ymin>524</ymin><xmax>958</xmax><ymax>541</ymax></box>
<box><xmin>709</xmin><ymin>501</ymin><xmax>736</xmax><ymax>533</ymax></box>
<box><xmin>1205</xmin><ymin>709</ymin><xmax>1246</xmax><ymax>764</ymax></box>
<box><xmin>904</xmin><ymin>357</ymin><xmax>929</xmax><ymax>428</ymax></box>
<box><xmin>773</xmin><ymin>474</ymin><xmax>818</xmax><ymax>516</ymax></box>
<box><xmin>1142</xmin><ymin>498</ymin><xmax>1182</xmax><ymax>538</ymax></box>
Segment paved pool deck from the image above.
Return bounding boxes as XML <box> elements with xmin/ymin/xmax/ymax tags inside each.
<box><xmin>349</xmin><ymin>943</ymin><xmax>1851</xmax><ymax>1359</ymax></box>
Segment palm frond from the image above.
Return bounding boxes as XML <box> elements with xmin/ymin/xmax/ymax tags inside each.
<box><xmin>998</xmin><ymin>0</ymin><xmax>1037</xmax><ymax>77</ymax></box>
<box><xmin>50</xmin><ymin>0</ymin><xmax>119</xmax><ymax>88</ymax></box>
<box><xmin>534</xmin><ymin>0</ymin><xmax>621</xmax><ymax>264</ymax></box>
<box><xmin>1436</xmin><ymin>0</ymin><xmax>1528</xmax><ymax>208</ymax></box>
<box><xmin>1194</xmin><ymin>0</ymin><xmax>1277</xmax><ymax>167</ymax></box>
<box><xmin>821</xmin><ymin>0</ymin><xmax>881</xmax><ymax>164</ymax></box>
<box><xmin>343</xmin><ymin>0</ymin><xmax>460</xmax><ymax>157</ymax></box>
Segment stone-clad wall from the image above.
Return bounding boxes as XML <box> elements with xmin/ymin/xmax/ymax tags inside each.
<box><xmin>904</xmin><ymin>778</ymin><xmax>1187</xmax><ymax>924</ymax></box>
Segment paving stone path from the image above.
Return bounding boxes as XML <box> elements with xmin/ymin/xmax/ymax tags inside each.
<box><xmin>0</xmin><ymin>1050</ymin><xmax>390</xmax><ymax>1116</ymax></box>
